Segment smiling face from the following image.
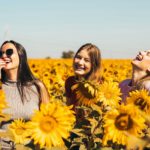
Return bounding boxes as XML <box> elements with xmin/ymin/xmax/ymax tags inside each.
<box><xmin>1</xmin><ymin>43</ymin><xmax>20</xmax><ymax>71</ymax></box>
<box><xmin>132</xmin><ymin>50</ymin><xmax>150</xmax><ymax>72</ymax></box>
<box><xmin>73</xmin><ymin>49</ymin><xmax>92</xmax><ymax>78</ymax></box>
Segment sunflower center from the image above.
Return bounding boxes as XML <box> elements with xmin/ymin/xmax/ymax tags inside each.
<box><xmin>104</xmin><ymin>92</ymin><xmax>112</xmax><ymax>99</ymax></box>
<box><xmin>115</xmin><ymin>113</ymin><xmax>133</xmax><ymax>130</ymax></box>
<box><xmin>134</xmin><ymin>98</ymin><xmax>147</xmax><ymax>110</ymax></box>
<box><xmin>15</xmin><ymin>128</ymin><xmax>25</xmax><ymax>135</ymax></box>
<box><xmin>40</xmin><ymin>116</ymin><xmax>57</xmax><ymax>133</ymax></box>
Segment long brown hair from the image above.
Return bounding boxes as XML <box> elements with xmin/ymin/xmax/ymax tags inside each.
<box><xmin>74</xmin><ymin>43</ymin><xmax>102</xmax><ymax>82</ymax></box>
<box><xmin>0</xmin><ymin>40</ymin><xmax>49</xmax><ymax>104</ymax></box>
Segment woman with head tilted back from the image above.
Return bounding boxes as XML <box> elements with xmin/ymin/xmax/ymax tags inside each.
<box><xmin>65</xmin><ymin>43</ymin><xmax>102</xmax><ymax>110</ymax></box>
<box><xmin>119</xmin><ymin>50</ymin><xmax>150</xmax><ymax>103</ymax></box>
<box><xmin>0</xmin><ymin>40</ymin><xmax>50</xmax><ymax>148</ymax></box>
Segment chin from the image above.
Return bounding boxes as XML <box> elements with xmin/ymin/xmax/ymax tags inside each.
<box><xmin>3</xmin><ymin>67</ymin><xmax>10</xmax><ymax>71</ymax></box>
<box><xmin>3</xmin><ymin>65</ymin><xmax>14</xmax><ymax>70</ymax></box>
<box><xmin>131</xmin><ymin>60</ymin><xmax>139</xmax><ymax>66</ymax></box>
<box><xmin>75</xmin><ymin>71</ymin><xmax>85</xmax><ymax>76</ymax></box>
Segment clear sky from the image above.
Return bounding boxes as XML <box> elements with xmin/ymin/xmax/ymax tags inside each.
<box><xmin>0</xmin><ymin>0</ymin><xmax>150</xmax><ymax>58</ymax></box>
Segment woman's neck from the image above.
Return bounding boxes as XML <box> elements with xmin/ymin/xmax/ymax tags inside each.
<box><xmin>5</xmin><ymin>69</ymin><xmax>18</xmax><ymax>81</ymax></box>
<box><xmin>132</xmin><ymin>70</ymin><xmax>148</xmax><ymax>86</ymax></box>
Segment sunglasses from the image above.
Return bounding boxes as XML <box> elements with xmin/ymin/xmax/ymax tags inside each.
<box><xmin>0</xmin><ymin>49</ymin><xmax>13</xmax><ymax>58</ymax></box>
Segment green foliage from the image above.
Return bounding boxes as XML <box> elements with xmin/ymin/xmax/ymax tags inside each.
<box><xmin>68</xmin><ymin>104</ymin><xmax>104</xmax><ymax>150</ymax></box>
<box><xmin>61</xmin><ymin>50</ymin><xmax>74</xmax><ymax>58</ymax></box>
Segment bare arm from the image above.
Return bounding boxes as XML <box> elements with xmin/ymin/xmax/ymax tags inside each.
<box><xmin>37</xmin><ymin>81</ymin><xmax>50</xmax><ymax>104</ymax></box>
<box><xmin>136</xmin><ymin>80</ymin><xmax>150</xmax><ymax>93</ymax></box>
<box><xmin>142</xmin><ymin>80</ymin><xmax>150</xmax><ymax>92</ymax></box>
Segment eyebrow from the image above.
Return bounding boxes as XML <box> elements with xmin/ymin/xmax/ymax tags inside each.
<box><xmin>84</xmin><ymin>57</ymin><xmax>90</xmax><ymax>60</ymax></box>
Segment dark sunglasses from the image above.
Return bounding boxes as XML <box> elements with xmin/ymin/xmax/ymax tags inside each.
<box><xmin>0</xmin><ymin>49</ymin><xmax>13</xmax><ymax>58</ymax></box>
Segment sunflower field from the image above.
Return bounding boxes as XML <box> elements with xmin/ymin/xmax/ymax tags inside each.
<box><xmin>1</xmin><ymin>59</ymin><xmax>150</xmax><ymax>149</ymax></box>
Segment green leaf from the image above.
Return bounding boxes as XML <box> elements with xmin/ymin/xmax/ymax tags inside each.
<box><xmin>15</xmin><ymin>144</ymin><xmax>32</xmax><ymax>150</ymax></box>
<box><xmin>94</xmin><ymin>127</ymin><xmax>103</xmax><ymax>135</ymax></box>
<box><xmin>71</xmin><ymin>129</ymin><xmax>84</xmax><ymax>137</ymax></box>
<box><xmin>93</xmin><ymin>137</ymin><xmax>102</xmax><ymax>143</ymax></box>
<box><xmin>79</xmin><ymin>144</ymin><xmax>86</xmax><ymax>150</ymax></box>
<box><xmin>91</xmin><ymin>104</ymin><xmax>102</xmax><ymax>115</ymax></box>
<box><xmin>100</xmin><ymin>147</ymin><xmax>113</xmax><ymax>150</ymax></box>
<box><xmin>88</xmin><ymin>118</ymin><xmax>98</xmax><ymax>133</ymax></box>
<box><xmin>45</xmin><ymin>146</ymin><xmax>67</xmax><ymax>150</ymax></box>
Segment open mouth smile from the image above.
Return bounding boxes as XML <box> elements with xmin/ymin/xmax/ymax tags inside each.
<box><xmin>135</xmin><ymin>55</ymin><xmax>143</xmax><ymax>61</ymax></box>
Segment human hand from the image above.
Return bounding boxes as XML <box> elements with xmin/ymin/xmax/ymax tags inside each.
<box><xmin>0</xmin><ymin>58</ymin><xmax>6</xmax><ymax>70</ymax></box>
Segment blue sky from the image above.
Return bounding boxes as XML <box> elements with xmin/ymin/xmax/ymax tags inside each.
<box><xmin>0</xmin><ymin>0</ymin><xmax>150</xmax><ymax>58</ymax></box>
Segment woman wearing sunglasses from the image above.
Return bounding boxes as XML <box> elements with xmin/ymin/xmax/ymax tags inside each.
<box><xmin>0</xmin><ymin>40</ymin><xmax>50</xmax><ymax>149</ymax></box>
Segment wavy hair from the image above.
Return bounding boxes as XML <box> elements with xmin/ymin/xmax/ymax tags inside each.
<box><xmin>74</xmin><ymin>43</ymin><xmax>102</xmax><ymax>82</ymax></box>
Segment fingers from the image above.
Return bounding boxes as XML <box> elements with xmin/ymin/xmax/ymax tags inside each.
<box><xmin>2</xmin><ymin>58</ymin><xmax>11</xmax><ymax>64</ymax></box>
<box><xmin>0</xmin><ymin>59</ymin><xmax>6</xmax><ymax>69</ymax></box>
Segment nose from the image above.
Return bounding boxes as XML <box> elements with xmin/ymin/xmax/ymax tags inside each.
<box><xmin>1</xmin><ymin>53</ymin><xmax>7</xmax><ymax>58</ymax></box>
<box><xmin>139</xmin><ymin>50</ymin><xmax>146</xmax><ymax>55</ymax></box>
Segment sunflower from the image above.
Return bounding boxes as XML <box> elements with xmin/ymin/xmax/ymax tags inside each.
<box><xmin>0</xmin><ymin>89</ymin><xmax>7</xmax><ymax>111</ymax></box>
<box><xmin>71</xmin><ymin>79</ymin><xmax>100</xmax><ymax>106</ymax></box>
<box><xmin>27</xmin><ymin>101</ymin><xmax>75</xmax><ymax>148</ymax></box>
<box><xmin>0</xmin><ymin>80</ymin><xmax>2</xmax><ymax>87</ymax></box>
<box><xmin>8</xmin><ymin>119</ymin><xmax>30</xmax><ymax>144</ymax></box>
<box><xmin>0</xmin><ymin>87</ymin><xmax>10</xmax><ymax>122</ymax></box>
<box><xmin>99</xmin><ymin>81</ymin><xmax>121</xmax><ymax>107</ymax></box>
<box><xmin>126</xmin><ymin>89</ymin><xmax>150</xmax><ymax>114</ymax></box>
<box><xmin>102</xmin><ymin>104</ymin><xmax>146</xmax><ymax>146</ymax></box>
<box><xmin>0</xmin><ymin>81</ymin><xmax>7</xmax><ymax>110</ymax></box>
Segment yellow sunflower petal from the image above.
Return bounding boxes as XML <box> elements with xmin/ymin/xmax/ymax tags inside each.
<box><xmin>27</xmin><ymin>101</ymin><xmax>75</xmax><ymax>148</ymax></box>
<box><xmin>102</xmin><ymin>104</ymin><xmax>146</xmax><ymax>146</ymax></box>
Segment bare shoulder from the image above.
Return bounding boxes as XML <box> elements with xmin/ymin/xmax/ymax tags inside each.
<box><xmin>142</xmin><ymin>80</ymin><xmax>150</xmax><ymax>91</ymax></box>
<box><xmin>36</xmin><ymin>80</ymin><xmax>46</xmax><ymax>88</ymax></box>
<box><xmin>36</xmin><ymin>80</ymin><xmax>50</xmax><ymax>104</ymax></box>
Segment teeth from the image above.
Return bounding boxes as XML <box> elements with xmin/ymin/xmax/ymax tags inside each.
<box><xmin>5</xmin><ymin>61</ymin><xmax>10</xmax><ymax>64</ymax></box>
<box><xmin>75</xmin><ymin>66</ymin><xmax>84</xmax><ymax>69</ymax></box>
<box><xmin>135</xmin><ymin>56</ymin><xmax>139</xmax><ymax>60</ymax></box>
<box><xmin>77</xmin><ymin>67</ymin><xmax>84</xmax><ymax>70</ymax></box>
<box><xmin>136</xmin><ymin>55</ymin><xmax>143</xmax><ymax>61</ymax></box>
